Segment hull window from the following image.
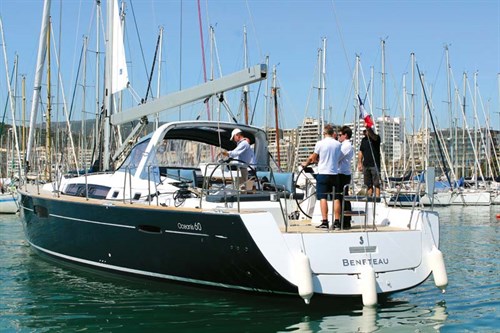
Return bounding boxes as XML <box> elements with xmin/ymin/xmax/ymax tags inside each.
<box><xmin>34</xmin><ymin>205</ymin><xmax>49</xmax><ymax>218</ymax></box>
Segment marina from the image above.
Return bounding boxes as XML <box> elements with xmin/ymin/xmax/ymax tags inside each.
<box><xmin>0</xmin><ymin>1</ymin><xmax>498</xmax><ymax>331</ymax></box>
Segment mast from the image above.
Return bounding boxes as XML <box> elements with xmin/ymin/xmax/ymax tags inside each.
<box><xmin>498</xmin><ymin>74</ymin><xmax>500</xmax><ymax>132</ymax></box>
<box><xmin>410</xmin><ymin>53</ymin><xmax>415</xmax><ymax>174</ymax></box>
<box><xmin>272</xmin><ymin>66</ymin><xmax>281</xmax><ymax>169</ymax></box>
<box><xmin>462</xmin><ymin>72</ymin><xmax>466</xmax><ymax>178</ymax></box>
<box><xmin>46</xmin><ymin>17</ymin><xmax>52</xmax><ymax>182</ymax></box>
<box><xmin>103</xmin><ymin>0</ymin><xmax>130</xmax><ymax>170</ymax></box>
<box><xmin>319</xmin><ymin>38</ymin><xmax>326</xmax><ymax>130</ymax></box>
<box><xmin>422</xmin><ymin>75</ymin><xmax>428</xmax><ymax>171</ymax></box>
<box><xmin>497</xmin><ymin>74</ymin><xmax>500</xmax><ymax>176</ymax></box>
<box><xmin>209</xmin><ymin>25</ymin><xmax>216</xmax><ymax>120</ymax></box>
<box><xmin>0</xmin><ymin>17</ymin><xmax>22</xmax><ymax>177</ymax></box>
<box><xmin>81</xmin><ymin>36</ymin><xmax>88</xmax><ymax>169</ymax></box>
<box><xmin>115</xmin><ymin>0</ymin><xmax>126</xmax><ymax>148</ymax></box>
<box><xmin>264</xmin><ymin>55</ymin><xmax>270</xmax><ymax>129</ymax></box>
<box><xmin>445</xmin><ymin>45</ymin><xmax>456</xmax><ymax>176</ymax></box>
<box><xmin>242</xmin><ymin>25</ymin><xmax>249</xmax><ymax>125</ymax></box>
<box><xmin>473</xmin><ymin>71</ymin><xmax>478</xmax><ymax>186</ymax></box>
<box><xmin>316</xmin><ymin>43</ymin><xmax>322</xmax><ymax>136</ymax></box>
<box><xmin>354</xmin><ymin>55</ymin><xmax>360</xmax><ymax>172</ymax></box>
<box><xmin>22</xmin><ymin>75</ymin><xmax>26</xmax><ymax>158</ymax></box>
<box><xmin>26</xmin><ymin>0</ymin><xmax>51</xmax><ymax>170</ymax></box>
<box><xmin>93</xmin><ymin>0</ymin><xmax>101</xmax><ymax>170</ymax></box>
<box><xmin>402</xmin><ymin>73</ymin><xmax>407</xmax><ymax>172</ymax></box>
<box><xmin>380</xmin><ymin>39</ymin><xmax>386</xmax><ymax>176</ymax></box>
<box><xmin>155</xmin><ymin>26</ymin><xmax>164</xmax><ymax>129</ymax></box>
<box><xmin>102</xmin><ymin>0</ymin><xmax>115</xmax><ymax>170</ymax></box>
<box><xmin>472</xmin><ymin>72</ymin><xmax>490</xmax><ymax>184</ymax></box>
<box><xmin>454</xmin><ymin>87</ymin><xmax>459</xmax><ymax>178</ymax></box>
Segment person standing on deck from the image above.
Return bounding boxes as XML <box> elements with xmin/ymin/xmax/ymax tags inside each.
<box><xmin>302</xmin><ymin>124</ymin><xmax>341</xmax><ymax>229</ymax></box>
<box><xmin>334</xmin><ymin>125</ymin><xmax>354</xmax><ymax>230</ymax></box>
<box><xmin>358</xmin><ymin>124</ymin><xmax>381</xmax><ymax>197</ymax></box>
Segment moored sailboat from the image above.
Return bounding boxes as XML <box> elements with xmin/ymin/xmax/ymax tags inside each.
<box><xmin>19</xmin><ymin>117</ymin><xmax>449</xmax><ymax>305</ymax></box>
<box><xmin>18</xmin><ymin>0</ymin><xmax>448</xmax><ymax>306</ymax></box>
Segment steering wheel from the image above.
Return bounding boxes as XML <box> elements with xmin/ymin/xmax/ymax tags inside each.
<box><xmin>293</xmin><ymin>165</ymin><xmax>317</xmax><ymax>219</ymax></box>
<box><xmin>205</xmin><ymin>157</ymin><xmax>257</xmax><ymax>190</ymax></box>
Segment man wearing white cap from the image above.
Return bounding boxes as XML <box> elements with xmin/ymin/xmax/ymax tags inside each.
<box><xmin>223</xmin><ymin>128</ymin><xmax>253</xmax><ymax>187</ymax></box>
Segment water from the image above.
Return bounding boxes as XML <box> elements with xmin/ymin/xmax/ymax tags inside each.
<box><xmin>1</xmin><ymin>206</ymin><xmax>498</xmax><ymax>332</ymax></box>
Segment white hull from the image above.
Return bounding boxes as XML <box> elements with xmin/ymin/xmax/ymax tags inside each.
<box><xmin>450</xmin><ymin>190</ymin><xmax>491</xmax><ymax>206</ymax></box>
<box><xmin>420</xmin><ymin>191</ymin><xmax>453</xmax><ymax>206</ymax></box>
<box><xmin>0</xmin><ymin>193</ymin><xmax>18</xmax><ymax>214</ymax></box>
<box><xmin>490</xmin><ymin>192</ymin><xmax>500</xmax><ymax>205</ymax></box>
<box><xmin>267</xmin><ymin>204</ymin><xmax>440</xmax><ymax>296</ymax></box>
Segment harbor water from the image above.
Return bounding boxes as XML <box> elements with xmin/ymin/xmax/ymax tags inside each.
<box><xmin>1</xmin><ymin>206</ymin><xmax>498</xmax><ymax>332</ymax></box>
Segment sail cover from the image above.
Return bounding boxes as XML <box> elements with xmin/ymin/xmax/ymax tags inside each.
<box><xmin>111</xmin><ymin>0</ymin><xmax>128</xmax><ymax>94</ymax></box>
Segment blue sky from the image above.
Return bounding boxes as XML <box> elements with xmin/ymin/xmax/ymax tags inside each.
<box><xmin>0</xmin><ymin>0</ymin><xmax>499</xmax><ymax>131</ymax></box>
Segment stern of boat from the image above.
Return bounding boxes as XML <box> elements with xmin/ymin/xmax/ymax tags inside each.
<box><xmin>240</xmin><ymin>206</ymin><xmax>447</xmax><ymax>304</ymax></box>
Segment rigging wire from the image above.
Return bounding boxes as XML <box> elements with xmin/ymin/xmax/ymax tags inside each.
<box><xmin>143</xmin><ymin>32</ymin><xmax>161</xmax><ymax>103</ymax></box>
<box><xmin>68</xmin><ymin>43</ymin><xmax>85</xmax><ymax>120</ymax></box>
<box><xmin>330</xmin><ymin>0</ymin><xmax>352</xmax><ymax>76</ymax></box>
<box><xmin>128</xmin><ymin>0</ymin><xmax>149</xmax><ymax>80</ymax></box>
<box><xmin>197</xmin><ymin>0</ymin><xmax>211</xmax><ymax>120</ymax></box>
<box><xmin>0</xmin><ymin>65</ymin><xmax>15</xmax><ymax>138</ymax></box>
<box><xmin>244</xmin><ymin>0</ymin><xmax>263</xmax><ymax>62</ymax></box>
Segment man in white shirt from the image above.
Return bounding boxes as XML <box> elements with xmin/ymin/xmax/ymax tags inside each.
<box><xmin>334</xmin><ymin>125</ymin><xmax>354</xmax><ymax>229</ymax></box>
<box><xmin>224</xmin><ymin>128</ymin><xmax>253</xmax><ymax>187</ymax></box>
<box><xmin>302</xmin><ymin>124</ymin><xmax>341</xmax><ymax>229</ymax></box>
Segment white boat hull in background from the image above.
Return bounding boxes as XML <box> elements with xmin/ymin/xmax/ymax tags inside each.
<box><xmin>0</xmin><ymin>193</ymin><xmax>18</xmax><ymax>214</ymax></box>
<box><xmin>450</xmin><ymin>190</ymin><xmax>491</xmax><ymax>206</ymax></box>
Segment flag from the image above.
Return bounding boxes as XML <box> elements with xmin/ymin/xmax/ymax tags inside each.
<box><xmin>358</xmin><ymin>95</ymin><xmax>373</xmax><ymax>128</ymax></box>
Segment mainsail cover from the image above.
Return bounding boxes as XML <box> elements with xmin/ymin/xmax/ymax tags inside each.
<box><xmin>111</xmin><ymin>0</ymin><xmax>128</xmax><ymax>94</ymax></box>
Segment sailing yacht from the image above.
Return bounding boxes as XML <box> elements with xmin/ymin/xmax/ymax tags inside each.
<box><xmin>18</xmin><ymin>0</ymin><xmax>448</xmax><ymax>306</ymax></box>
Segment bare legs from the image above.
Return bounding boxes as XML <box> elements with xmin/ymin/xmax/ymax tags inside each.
<box><xmin>320</xmin><ymin>198</ymin><xmax>329</xmax><ymax>221</ymax></box>
<box><xmin>366</xmin><ymin>187</ymin><xmax>380</xmax><ymax>197</ymax></box>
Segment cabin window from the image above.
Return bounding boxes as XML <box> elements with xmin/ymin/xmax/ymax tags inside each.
<box><xmin>117</xmin><ymin>139</ymin><xmax>150</xmax><ymax>174</ymax></box>
<box><xmin>152</xmin><ymin>139</ymin><xmax>219</xmax><ymax>169</ymax></box>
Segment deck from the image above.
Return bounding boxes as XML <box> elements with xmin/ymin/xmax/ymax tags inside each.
<box><xmin>283</xmin><ymin>219</ymin><xmax>407</xmax><ymax>233</ymax></box>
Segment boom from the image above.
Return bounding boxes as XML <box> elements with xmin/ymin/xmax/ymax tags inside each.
<box><xmin>111</xmin><ymin>64</ymin><xmax>267</xmax><ymax>125</ymax></box>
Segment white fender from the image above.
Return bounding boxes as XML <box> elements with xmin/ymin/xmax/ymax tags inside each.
<box><xmin>428</xmin><ymin>245</ymin><xmax>448</xmax><ymax>292</ymax></box>
<box><xmin>360</xmin><ymin>265</ymin><xmax>378</xmax><ymax>307</ymax></box>
<box><xmin>295</xmin><ymin>252</ymin><xmax>313</xmax><ymax>304</ymax></box>
<box><xmin>359</xmin><ymin>306</ymin><xmax>377</xmax><ymax>332</ymax></box>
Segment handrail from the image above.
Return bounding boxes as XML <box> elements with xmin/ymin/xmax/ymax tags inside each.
<box><xmin>147</xmin><ymin>165</ymin><xmax>151</xmax><ymax>206</ymax></box>
<box><xmin>201</xmin><ymin>160</ymin><xmax>242</xmax><ymax>210</ymax></box>
<box><xmin>123</xmin><ymin>166</ymin><xmax>129</xmax><ymax>204</ymax></box>
<box><xmin>84</xmin><ymin>163</ymin><xmax>89</xmax><ymax>201</ymax></box>
<box><xmin>129</xmin><ymin>167</ymin><xmax>133</xmax><ymax>204</ymax></box>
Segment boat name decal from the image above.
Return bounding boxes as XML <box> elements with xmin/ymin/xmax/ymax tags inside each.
<box><xmin>177</xmin><ymin>222</ymin><xmax>202</xmax><ymax>231</ymax></box>
<box><xmin>342</xmin><ymin>258</ymin><xmax>389</xmax><ymax>266</ymax></box>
